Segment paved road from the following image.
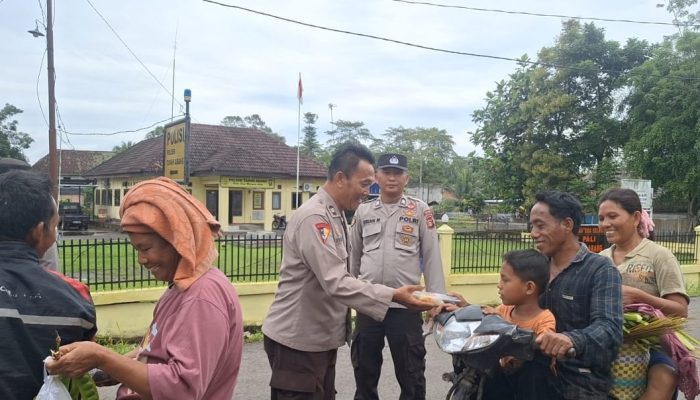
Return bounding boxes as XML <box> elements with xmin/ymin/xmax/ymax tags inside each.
<box><xmin>99</xmin><ymin>298</ymin><xmax>700</xmax><ymax>399</ymax></box>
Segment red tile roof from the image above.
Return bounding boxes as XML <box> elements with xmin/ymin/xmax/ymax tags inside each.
<box><xmin>87</xmin><ymin>124</ymin><xmax>327</xmax><ymax>179</ymax></box>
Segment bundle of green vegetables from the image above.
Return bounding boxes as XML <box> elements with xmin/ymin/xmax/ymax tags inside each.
<box><xmin>623</xmin><ymin>303</ymin><xmax>699</xmax><ymax>399</ymax></box>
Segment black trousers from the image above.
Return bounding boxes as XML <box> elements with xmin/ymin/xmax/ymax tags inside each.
<box><xmin>264</xmin><ymin>335</ymin><xmax>338</xmax><ymax>400</ymax></box>
<box><xmin>481</xmin><ymin>354</ymin><xmax>563</xmax><ymax>400</ymax></box>
<box><xmin>351</xmin><ymin>308</ymin><xmax>426</xmax><ymax>400</ymax></box>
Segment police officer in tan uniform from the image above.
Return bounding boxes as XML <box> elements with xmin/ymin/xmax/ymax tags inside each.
<box><xmin>262</xmin><ymin>143</ymin><xmax>435</xmax><ymax>400</ymax></box>
<box><xmin>349</xmin><ymin>153</ymin><xmax>445</xmax><ymax>400</ymax></box>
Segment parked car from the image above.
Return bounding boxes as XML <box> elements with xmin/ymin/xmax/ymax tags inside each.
<box><xmin>59</xmin><ymin>202</ymin><xmax>90</xmax><ymax>231</ymax></box>
<box><xmin>493</xmin><ymin>213</ymin><xmax>513</xmax><ymax>223</ymax></box>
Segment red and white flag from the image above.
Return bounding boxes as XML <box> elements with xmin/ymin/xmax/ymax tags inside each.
<box><xmin>297</xmin><ymin>73</ymin><xmax>303</xmax><ymax>105</ymax></box>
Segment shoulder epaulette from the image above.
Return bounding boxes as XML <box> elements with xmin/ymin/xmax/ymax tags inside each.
<box><xmin>405</xmin><ymin>195</ymin><xmax>428</xmax><ymax>206</ymax></box>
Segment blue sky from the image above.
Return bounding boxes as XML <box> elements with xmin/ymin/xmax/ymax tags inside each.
<box><xmin>0</xmin><ymin>0</ymin><xmax>681</xmax><ymax>163</ymax></box>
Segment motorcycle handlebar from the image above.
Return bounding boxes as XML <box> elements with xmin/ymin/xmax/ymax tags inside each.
<box><xmin>531</xmin><ymin>340</ymin><xmax>576</xmax><ymax>358</ymax></box>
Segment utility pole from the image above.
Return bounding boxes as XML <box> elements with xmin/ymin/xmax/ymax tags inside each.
<box><xmin>184</xmin><ymin>89</ymin><xmax>191</xmax><ymax>185</ymax></box>
<box><xmin>47</xmin><ymin>0</ymin><xmax>59</xmax><ymax>201</ymax></box>
<box><xmin>328</xmin><ymin>103</ymin><xmax>336</xmax><ymax>130</ymax></box>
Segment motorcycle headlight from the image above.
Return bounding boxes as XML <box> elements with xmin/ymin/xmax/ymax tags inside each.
<box><xmin>434</xmin><ymin>316</ymin><xmax>500</xmax><ymax>354</ymax></box>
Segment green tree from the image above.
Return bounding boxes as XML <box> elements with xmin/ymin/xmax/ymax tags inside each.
<box><xmin>623</xmin><ymin>31</ymin><xmax>700</xmax><ymax>217</ymax></box>
<box><xmin>301</xmin><ymin>112</ymin><xmax>322</xmax><ymax>159</ymax></box>
<box><xmin>220</xmin><ymin>114</ymin><xmax>286</xmax><ymax>143</ymax></box>
<box><xmin>144</xmin><ymin>126</ymin><xmax>164</xmax><ymax>139</ymax></box>
<box><xmin>471</xmin><ymin>21</ymin><xmax>650</xmax><ymax>208</ymax></box>
<box><xmin>112</xmin><ymin>141</ymin><xmax>134</xmax><ymax>154</ymax></box>
<box><xmin>663</xmin><ymin>0</ymin><xmax>700</xmax><ymax>33</ymax></box>
<box><xmin>325</xmin><ymin>120</ymin><xmax>379</xmax><ymax>151</ymax></box>
<box><xmin>381</xmin><ymin>126</ymin><xmax>456</xmax><ymax>186</ymax></box>
<box><xmin>0</xmin><ymin>103</ymin><xmax>34</xmax><ymax>161</ymax></box>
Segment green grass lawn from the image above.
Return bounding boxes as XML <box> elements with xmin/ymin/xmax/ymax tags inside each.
<box><xmin>58</xmin><ymin>238</ymin><xmax>283</xmax><ymax>291</ymax></box>
<box><xmin>451</xmin><ymin>236</ymin><xmax>535</xmax><ymax>273</ymax></box>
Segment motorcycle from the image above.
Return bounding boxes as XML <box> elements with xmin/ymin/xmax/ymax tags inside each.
<box><xmin>272</xmin><ymin>214</ymin><xmax>287</xmax><ymax>230</ymax></box>
<box><xmin>430</xmin><ymin>304</ymin><xmax>537</xmax><ymax>400</ymax></box>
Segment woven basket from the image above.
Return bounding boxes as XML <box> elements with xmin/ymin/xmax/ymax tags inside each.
<box><xmin>609</xmin><ymin>343</ymin><xmax>650</xmax><ymax>400</ymax></box>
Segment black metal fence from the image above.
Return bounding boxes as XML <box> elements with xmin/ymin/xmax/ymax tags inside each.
<box><xmin>58</xmin><ymin>235</ymin><xmax>283</xmax><ymax>291</ymax></box>
<box><xmin>58</xmin><ymin>230</ymin><xmax>698</xmax><ymax>290</ymax></box>
<box><xmin>451</xmin><ymin>231</ymin><xmax>698</xmax><ymax>274</ymax></box>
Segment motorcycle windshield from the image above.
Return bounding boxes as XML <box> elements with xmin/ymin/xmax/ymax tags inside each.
<box><xmin>473</xmin><ymin>314</ymin><xmax>517</xmax><ymax>335</ymax></box>
<box><xmin>435</xmin><ymin>317</ymin><xmax>499</xmax><ymax>354</ymax></box>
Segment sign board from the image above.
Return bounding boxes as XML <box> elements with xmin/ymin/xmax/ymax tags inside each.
<box><xmin>163</xmin><ymin>120</ymin><xmax>186</xmax><ymax>181</ymax></box>
<box><xmin>220</xmin><ymin>177</ymin><xmax>274</xmax><ymax>189</ymax></box>
<box><xmin>578</xmin><ymin>224</ymin><xmax>608</xmax><ymax>254</ymax></box>
<box><xmin>620</xmin><ymin>179</ymin><xmax>653</xmax><ymax>209</ymax></box>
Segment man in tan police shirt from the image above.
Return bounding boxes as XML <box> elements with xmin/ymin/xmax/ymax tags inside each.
<box><xmin>349</xmin><ymin>153</ymin><xmax>445</xmax><ymax>400</ymax></box>
<box><xmin>262</xmin><ymin>143</ymin><xmax>435</xmax><ymax>400</ymax></box>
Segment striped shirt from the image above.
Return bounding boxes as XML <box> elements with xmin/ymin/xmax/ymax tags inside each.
<box><xmin>540</xmin><ymin>243</ymin><xmax>623</xmax><ymax>399</ymax></box>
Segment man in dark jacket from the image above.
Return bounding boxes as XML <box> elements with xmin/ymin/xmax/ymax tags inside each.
<box><xmin>0</xmin><ymin>170</ymin><xmax>96</xmax><ymax>400</ymax></box>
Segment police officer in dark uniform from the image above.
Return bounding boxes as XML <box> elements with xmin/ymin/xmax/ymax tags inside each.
<box><xmin>349</xmin><ymin>153</ymin><xmax>445</xmax><ymax>400</ymax></box>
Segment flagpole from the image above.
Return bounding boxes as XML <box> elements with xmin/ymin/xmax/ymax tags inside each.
<box><xmin>296</xmin><ymin>73</ymin><xmax>301</xmax><ymax>210</ymax></box>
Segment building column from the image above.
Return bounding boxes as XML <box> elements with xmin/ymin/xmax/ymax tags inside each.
<box><xmin>437</xmin><ymin>224</ymin><xmax>454</xmax><ymax>291</ymax></box>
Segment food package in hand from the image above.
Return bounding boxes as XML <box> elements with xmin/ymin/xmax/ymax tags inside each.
<box><xmin>412</xmin><ymin>291</ymin><xmax>460</xmax><ymax>305</ymax></box>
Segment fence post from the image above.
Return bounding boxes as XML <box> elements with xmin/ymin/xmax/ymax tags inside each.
<box><xmin>438</xmin><ymin>224</ymin><xmax>454</xmax><ymax>289</ymax></box>
<box><xmin>694</xmin><ymin>226</ymin><xmax>700</xmax><ymax>264</ymax></box>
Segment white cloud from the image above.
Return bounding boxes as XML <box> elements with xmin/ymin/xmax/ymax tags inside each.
<box><xmin>0</xmin><ymin>0</ymin><xmax>679</xmax><ymax>163</ymax></box>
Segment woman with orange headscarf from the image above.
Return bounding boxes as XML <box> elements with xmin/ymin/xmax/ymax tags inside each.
<box><xmin>47</xmin><ymin>177</ymin><xmax>244</xmax><ymax>399</ymax></box>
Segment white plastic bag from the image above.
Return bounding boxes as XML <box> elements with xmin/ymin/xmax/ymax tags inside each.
<box><xmin>35</xmin><ymin>356</ymin><xmax>71</xmax><ymax>400</ymax></box>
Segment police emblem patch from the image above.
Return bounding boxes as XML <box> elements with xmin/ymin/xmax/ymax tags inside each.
<box><xmin>315</xmin><ymin>222</ymin><xmax>331</xmax><ymax>244</ymax></box>
<box><xmin>403</xmin><ymin>209</ymin><xmax>416</xmax><ymax>217</ymax></box>
<box><xmin>402</xmin><ymin>225</ymin><xmax>414</xmax><ymax>234</ymax></box>
<box><xmin>424</xmin><ymin>210</ymin><xmax>435</xmax><ymax>229</ymax></box>
<box><xmin>327</xmin><ymin>205</ymin><xmax>338</xmax><ymax>217</ymax></box>
<box><xmin>389</xmin><ymin>156</ymin><xmax>399</xmax><ymax>165</ymax></box>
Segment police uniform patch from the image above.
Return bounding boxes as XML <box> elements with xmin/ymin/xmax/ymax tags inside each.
<box><xmin>406</xmin><ymin>201</ymin><xmax>416</xmax><ymax>210</ymax></box>
<box><xmin>402</xmin><ymin>224</ymin><xmax>414</xmax><ymax>234</ymax></box>
<box><xmin>315</xmin><ymin>222</ymin><xmax>331</xmax><ymax>244</ymax></box>
<box><xmin>327</xmin><ymin>205</ymin><xmax>339</xmax><ymax>217</ymax></box>
<box><xmin>403</xmin><ymin>209</ymin><xmax>416</xmax><ymax>217</ymax></box>
<box><xmin>400</xmin><ymin>234</ymin><xmax>412</xmax><ymax>245</ymax></box>
<box><xmin>424</xmin><ymin>209</ymin><xmax>435</xmax><ymax>229</ymax></box>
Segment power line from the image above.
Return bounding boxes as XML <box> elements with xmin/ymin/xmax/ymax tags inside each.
<box><xmin>35</xmin><ymin>48</ymin><xmax>49</xmax><ymax>128</ymax></box>
<box><xmin>56</xmin><ymin>106</ymin><xmax>75</xmax><ymax>149</ymax></box>
<box><xmin>390</xmin><ymin>0</ymin><xmax>700</xmax><ymax>28</ymax></box>
<box><xmin>63</xmin><ymin>115</ymin><xmax>181</xmax><ymax>136</ymax></box>
<box><xmin>37</xmin><ymin>0</ymin><xmax>46</xmax><ymax>25</ymax></box>
<box><xmin>202</xmin><ymin>0</ymin><xmax>700</xmax><ymax>82</ymax></box>
<box><xmin>84</xmin><ymin>0</ymin><xmax>185</xmax><ymax>109</ymax></box>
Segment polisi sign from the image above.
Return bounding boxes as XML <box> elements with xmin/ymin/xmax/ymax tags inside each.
<box><xmin>164</xmin><ymin>119</ymin><xmax>187</xmax><ymax>181</ymax></box>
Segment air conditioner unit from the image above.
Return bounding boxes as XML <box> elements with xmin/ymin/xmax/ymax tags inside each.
<box><xmin>303</xmin><ymin>182</ymin><xmax>312</xmax><ymax>192</ymax></box>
